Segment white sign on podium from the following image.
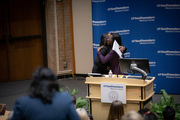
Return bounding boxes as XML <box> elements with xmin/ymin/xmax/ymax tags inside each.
<box><xmin>101</xmin><ymin>82</ymin><xmax>126</xmax><ymax>104</ymax></box>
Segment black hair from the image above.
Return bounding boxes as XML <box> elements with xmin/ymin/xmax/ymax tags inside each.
<box><xmin>111</xmin><ymin>33</ymin><xmax>122</xmax><ymax>46</ymax></box>
<box><xmin>107</xmin><ymin>100</ymin><xmax>124</xmax><ymax>120</ymax></box>
<box><xmin>163</xmin><ymin>106</ymin><xmax>175</xmax><ymax>120</ymax></box>
<box><xmin>99</xmin><ymin>33</ymin><xmax>109</xmax><ymax>46</ymax></box>
<box><xmin>30</xmin><ymin>67</ymin><xmax>59</xmax><ymax>104</ymax></box>
<box><xmin>111</xmin><ymin>33</ymin><xmax>127</xmax><ymax>53</ymax></box>
<box><xmin>144</xmin><ymin>112</ymin><xmax>158</xmax><ymax>120</ymax></box>
<box><xmin>138</xmin><ymin>108</ymin><xmax>150</xmax><ymax>116</ymax></box>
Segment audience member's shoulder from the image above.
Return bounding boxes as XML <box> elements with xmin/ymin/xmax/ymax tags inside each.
<box><xmin>14</xmin><ymin>95</ymin><xmax>33</xmax><ymax>106</ymax></box>
<box><xmin>57</xmin><ymin>92</ymin><xmax>72</xmax><ymax>99</ymax></box>
<box><xmin>16</xmin><ymin>95</ymin><xmax>31</xmax><ymax>101</ymax></box>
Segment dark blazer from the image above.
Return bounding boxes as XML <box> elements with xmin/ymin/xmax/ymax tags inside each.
<box><xmin>12</xmin><ymin>92</ymin><xmax>80</xmax><ymax>120</ymax></box>
<box><xmin>92</xmin><ymin>45</ymin><xmax>110</xmax><ymax>74</ymax></box>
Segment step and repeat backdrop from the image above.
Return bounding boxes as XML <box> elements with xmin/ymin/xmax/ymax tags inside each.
<box><xmin>92</xmin><ymin>0</ymin><xmax>180</xmax><ymax>94</ymax></box>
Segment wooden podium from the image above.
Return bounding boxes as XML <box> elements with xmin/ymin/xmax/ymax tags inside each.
<box><xmin>85</xmin><ymin>75</ymin><xmax>155</xmax><ymax>120</ymax></box>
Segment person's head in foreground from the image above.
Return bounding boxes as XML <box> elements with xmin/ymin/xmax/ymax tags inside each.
<box><xmin>163</xmin><ymin>106</ymin><xmax>176</xmax><ymax>120</ymax></box>
<box><xmin>108</xmin><ymin>100</ymin><xmax>124</xmax><ymax>120</ymax></box>
<box><xmin>30</xmin><ymin>67</ymin><xmax>59</xmax><ymax>103</ymax></box>
<box><xmin>138</xmin><ymin>108</ymin><xmax>150</xmax><ymax>116</ymax></box>
<box><xmin>12</xmin><ymin>67</ymin><xmax>80</xmax><ymax>120</ymax></box>
<box><xmin>121</xmin><ymin>110</ymin><xmax>143</xmax><ymax>120</ymax></box>
<box><xmin>143</xmin><ymin>111</ymin><xmax>158</xmax><ymax>120</ymax></box>
<box><xmin>76</xmin><ymin>108</ymin><xmax>88</xmax><ymax>120</ymax></box>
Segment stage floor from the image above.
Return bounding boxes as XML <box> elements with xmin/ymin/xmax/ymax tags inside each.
<box><xmin>0</xmin><ymin>76</ymin><xmax>179</xmax><ymax>111</ymax></box>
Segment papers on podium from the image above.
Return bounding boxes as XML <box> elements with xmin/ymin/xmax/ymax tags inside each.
<box><xmin>112</xmin><ymin>40</ymin><xmax>122</xmax><ymax>58</ymax></box>
<box><xmin>87</xmin><ymin>73</ymin><xmax>102</xmax><ymax>77</ymax></box>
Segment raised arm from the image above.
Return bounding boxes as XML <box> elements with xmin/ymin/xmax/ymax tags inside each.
<box><xmin>97</xmin><ymin>50</ymin><xmax>115</xmax><ymax>64</ymax></box>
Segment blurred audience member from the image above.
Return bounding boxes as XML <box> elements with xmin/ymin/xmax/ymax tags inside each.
<box><xmin>138</xmin><ymin>108</ymin><xmax>157</xmax><ymax>120</ymax></box>
<box><xmin>107</xmin><ymin>100</ymin><xmax>124</xmax><ymax>120</ymax></box>
<box><xmin>138</xmin><ymin>108</ymin><xmax>150</xmax><ymax>116</ymax></box>
<box><xmin>144</xmin><ymin>111</ymin><xmax>158</xmax><ymax>120</ymax></box>
<box><xmin>163</xmin><ymin>106</ymin><xmax>175</xmax><ymax>120</ymax></box>
<box><xmin>12</xmin><ymin>67</ymin><xmax>80</xmax><ymax>120</ymax></box>
<box><xmin>76</xmin><ymin>108</ymin><xmax>88</xmax><ymax>120</ymax></box>
<box><xmin>6</xmin><ymin>111</ymin><xmax>14</xmax><ymax>120</ymax></box>
<box><xmin>72</xmin><ymin>95</ymin><xmax>77</xmax><ymax>108</ymax></box>
<box><xmin>121</xmin><ymin>111</ymin><xmax>143</xmax><ymax>120</ymax></box>
<box><xmin>88</xmin><ymin>113</ymin><xmax>93</xmax><ymax>120</ymax></box>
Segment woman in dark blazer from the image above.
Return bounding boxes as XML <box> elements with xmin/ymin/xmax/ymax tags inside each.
<box><xmin>92</xmin><ymin>33</ymin><xmax>111</xmax><ymax>74</ymax></box>
<box><xmin>12</xmin><ymin>67</ymin><xmax>80</xmax><ymax>120</ymax></box>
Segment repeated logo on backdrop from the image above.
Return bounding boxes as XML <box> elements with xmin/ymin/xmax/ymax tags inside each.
<box><xmin>92</xmin><ymin>0</ymin><xmax>180</xmax><ymax>94</ymax></box>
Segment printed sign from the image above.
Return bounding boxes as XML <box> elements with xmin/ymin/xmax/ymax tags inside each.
<box><xmin>101</xmin><ymin>82</ymin><xmax>126</xmax><ymax>104</ymax></box>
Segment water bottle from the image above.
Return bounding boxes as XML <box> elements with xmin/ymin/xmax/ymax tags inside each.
<box><xmin>109</xmin><ymin>70</ymin><xmax>113</xmax><ymax>77</ymax></box>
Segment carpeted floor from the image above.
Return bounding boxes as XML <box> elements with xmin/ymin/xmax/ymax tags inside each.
<box><xmin>0</xmin><ymin>76</ymin><xmax>87</xmax><ymax>111</ymax></box>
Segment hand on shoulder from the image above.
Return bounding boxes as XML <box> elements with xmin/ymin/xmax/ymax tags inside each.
<box><xmin>97</xmin><ymin>46</ymin><xmax>103</xmax><ymax>52</ymax></box>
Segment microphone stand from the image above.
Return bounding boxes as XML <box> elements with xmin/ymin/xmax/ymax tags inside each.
<box><xmin>130</xmin><ymin>63</ymin><xmax>147</xmax><ymax>80</ymax></box>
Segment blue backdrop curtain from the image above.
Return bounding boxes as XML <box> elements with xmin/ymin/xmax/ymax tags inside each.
<box><xmin>92</xmin><ymin>0</ymin><xmax>180</xmax><ymax>94</ymax></box>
